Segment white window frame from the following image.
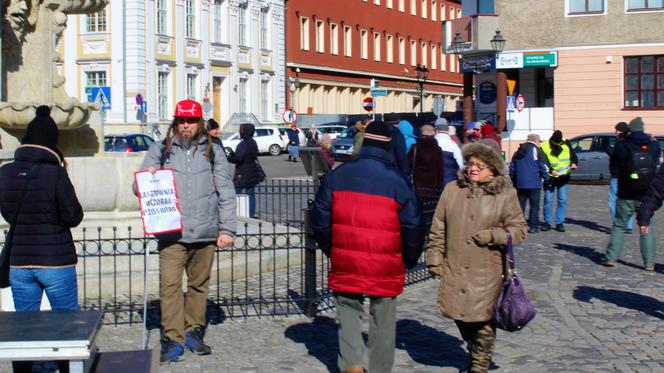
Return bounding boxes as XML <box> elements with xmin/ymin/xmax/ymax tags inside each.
<box><xmin>386</xmin><ymin>35</ymin><xmax>394</xmax><ymax>63</ymax></box>
<box><xmin>157</xmin><ymin>71</ymin><xmax>170</xmax><ymax>120</ymax></box>
<box><xmin>186</xmin><ymin>73</ymin><xmax>198</xmax><ymax>100</ymax></box>
<box><xmin>387</xmin><ymin>0</ymin><xmax>393</xmax><ymax>9</ymax></box>
<box><xmin>156</xmin><ymin>0</ymin><xmax>169</xmax><ymax>35</ymax></box>
<box><xmin>431</xmin><ymin>44</ymin><xmax>437</xmax><ymax>69</ymax></box>
<box><xmin>86</xmin><ymin>7</ymin><xmax>108</xmax><ymax>33</ymax></box>
<box><xmin>185</xmin><ymin>0</ymin><xmax>196</xmax><ymax>39</ymax></box>
<box><xmin>85</xmin><ymin>71</ymin><xmax>107</xmax><ymax>87</ymax></box>
<box><xmin>315</xmin><ymin>20</ymin><xmax>325</xmax><ymax>53</ymax></box>
<box><xmin>432</xmin><ymin>0</ymin><xmax>437</xmax><ymax>21</ymax></box>
<box><xmin>330</xmin><ymin>23</ymin><xmax>339</xmax><ymax>55</ymax></box>
<box><xmin>239</xmin><ymin>78</ymin><xmax>248</xmax><ymax>114</ymax></box>
<box><xmin>410</xmin><ymin>0</ymin><xmax>417</xmax><ymax>15</ymax></box>
<box><xmin>566</xmin><ymin>0</ymin><xmax>607</xmax><ymax>16</ymax></box>
<box><xmin>239</xmin><ymin>6</ymin><xmax>247</xmax><ymax>46</ymax></box>
<box><xmin>374</xmin><ymin>0</ymin><xmax>381</xmax><ymax>4</ymax></box>
<box><xmin>421</xmin><ymin>0</ymin><xmax>427</xmax><ymax>18</ymax></box>
<box><xmin>373</xmin><ymin>33</ymin><xmax>381</xmax><ymax>61</ymax></box>
<box><xmin>421</xmin><ymin>42</ymin><xmax>427</xmax><ymax>68</ymax></box>
<box><xmin>260</xmin><ymin>79</ymin><xmax>270</xmax><ymax>120</ymax></box>
<box><xmin>399</xmin><ymin>0</ymin><xmax>405</xmax><ymax>12</ymax></box>
<box><xmin>625</xmin><ymin>0</ymin><xmax>664</xmax><ymax>12</ymax></box>
<box><xmin>399</xmin><ymin>37</ymin><xmax>406</xmax><ymax>65</ymax></box>
<box><xmin>440</xmin><ymin>47</ymin><xmax>446</xmax><ymax>71</ymax></box>
<box><xmin>300</xmin><ymin>17</ymin><xmax>310</xmax><ymax>51</ymax></box>
<box><xmin>260</xmin><ymin>9</ymin><xmax>270</xmax><ymax>50</ymax></box>
<box><xmin>344</xmin><ymin>26</ymin><xmax>352</xmax><ymax>57</ymax></box>
<box><xmin>213</xmin><ymin>0</ymin><xmax>223</xmax><ymax>43</ymax></box>
<box><xmin>440</xmin><ymin>3</ymin><xmax>446</xmax><ymax>20</ymax></box>
<box><xmin>410</xmin><ymin>40</ymin><xmax>417</xmax><ymax>66</ymax></box>
<box><xmin>450</xmin><ymin>55</ymin><xmax>457</xmax><ymax>72</ymax></box>
<box><xmin>361</xmin><ymin>30</ymin><xmax>369</xmax><ymax>60</ymax></box>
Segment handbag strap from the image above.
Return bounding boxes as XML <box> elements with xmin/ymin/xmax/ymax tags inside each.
<box><xmin>504</xmin><ymin>229</ymin><xmax>515</xmax><ymax>273</ymax></box>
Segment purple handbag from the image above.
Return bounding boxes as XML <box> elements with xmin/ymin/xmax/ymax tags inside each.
<box><xmin>493</xmin><ymin>230</ymin><xmax>536</xmax><ymax>332</ymax></box>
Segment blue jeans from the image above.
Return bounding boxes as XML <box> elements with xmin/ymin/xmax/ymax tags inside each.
<box><xmin>10</xmin><ymin>267</ymin><xmax>79</xmax><ymax>312</ymax></box>
<box><xmin>543</xmin><ymin>181</ymin><xmax>569</xmax><ymax>226</ymax></box>
<box><xmin>236</xmin><ymin>186</ymin><xmax>256</xmax><ymax>218</ymax></box>
<box><xmin>288</xmin><ymin>144</ymin><xmax>299</xmax><ymax>159</ymax></box>
<box><xmin>609</xmin><ymin>178</ymin><xmax>634</xmax><ymax>230</ymax></box>
<box><xmin>517</xmin><ymin>188</ymin><xmax>540</xmax><ymax>229</ymax></box>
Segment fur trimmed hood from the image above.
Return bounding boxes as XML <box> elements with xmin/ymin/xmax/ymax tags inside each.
<box><xmin>462</xmin><ymin>142</ymin><xmax>507</xmax><ymax>176</ymax></box>
<box><xmin>457</xmin><ymin>173</ymin><xmax>512</xmax><ymax>195</ymax></box>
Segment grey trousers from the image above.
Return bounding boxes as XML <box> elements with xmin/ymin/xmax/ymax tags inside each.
<box><xmin>334</xmin><ymin>292</ymin><xmax>397</xmax><ymax>373</ymax></box>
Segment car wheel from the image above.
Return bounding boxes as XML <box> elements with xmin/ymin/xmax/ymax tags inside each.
<box><xmin>268</xmin><ymin>144</ymin><xmax>282</xmax><ymax>156</ymax></box>
<box><xmin>224</xmin><ymin>147</ymin><xmax>232</xmax><ymax>157</ymax></box>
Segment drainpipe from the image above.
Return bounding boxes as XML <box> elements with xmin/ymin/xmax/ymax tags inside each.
<box><xmin>284</xmin><ymin>1</ymin><xmax>289</xmax><ymax>111</ymax></box>
<box><xmin>123</xmin><ymin>0</ymin><xmax>127</xmax><ymax>122</ymax></box>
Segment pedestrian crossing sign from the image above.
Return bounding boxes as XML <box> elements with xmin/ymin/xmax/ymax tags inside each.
<box><xmin>506</xmin><ymin>96</ymin><xmax>516</xmax><ymax>113</ymax></box>
<box><xmin>90</xmin><ymin>86</ymin><xmax>111</xmax><ymax>111</ymax></box>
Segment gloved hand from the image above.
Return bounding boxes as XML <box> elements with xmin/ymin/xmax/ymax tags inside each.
<box><xmin>472</xmin><ymin>229</ymin><xmax>493</xmax><ymax>246</ymax></box>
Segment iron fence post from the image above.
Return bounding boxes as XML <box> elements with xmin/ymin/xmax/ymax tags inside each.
<box><xmin>303</xmin><ymin>199</ymin><xmax>317</xmax><ymax>317</ymax></box>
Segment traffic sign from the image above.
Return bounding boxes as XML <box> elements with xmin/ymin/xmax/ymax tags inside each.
<box><xmin>432</xmin><ymin>96</ymin><xmax>443</xmax><ymax>117</ymax></box>
<box><xmin>506</xmin><ymin>96</ymin><xmax>516</xmax><ymax>113</ymax></box>
<box><xmin>91</xmin><ymin>86</ymin><xmax>111</xmax><ymax>111</ymax></box>
<box><xmin>516</xmin><ymin>94</ymin><xmax>526</xmax><ymax>112</ymax></box>
<box><xmin>363</xmin><ymin>97</ymin><xmax>374</xmax><ymax>112</ymax></box>
<box><xmin>282</xmin><ymin>109</ymin><xmax>298</xmax><ymax>124</ymax></box>
<box><xmin>370</xmin><ymin>88</ymin><xmax>387</xmax><ymax>97</ymax></box>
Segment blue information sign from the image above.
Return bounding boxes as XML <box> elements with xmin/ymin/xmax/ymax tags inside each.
<box><xmin>90</xmin><ymin>86</ymin><xmax>111</xmax><ymax>111</ymax></box>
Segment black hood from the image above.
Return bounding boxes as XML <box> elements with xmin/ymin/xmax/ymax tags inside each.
<box><xmin>627</xmin><ymin>131</ymin><xmax>653</xmax><ymax>146</ymax></box>
<box><xmin>240</xmin><ymin>123</ymin><xmax>255</xmax><ymax>140</ymax></box>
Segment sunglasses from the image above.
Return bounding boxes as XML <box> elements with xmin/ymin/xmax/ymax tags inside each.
<box><xmin>174</xmin><ymin>117</ymin><xmax>202</xmax><ymax>125</ymax></box>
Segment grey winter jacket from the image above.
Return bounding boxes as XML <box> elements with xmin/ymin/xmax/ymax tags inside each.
<box><xmin>138</xmin><ymin>135</ymin><xmax>237</xmax><ymax>242</ymax></box>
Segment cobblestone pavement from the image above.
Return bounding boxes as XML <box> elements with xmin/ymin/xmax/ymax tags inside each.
<box><xmin>2</xmin><ymin>184</ymin><xmax>663</xmax><ymax>373</ymax></box>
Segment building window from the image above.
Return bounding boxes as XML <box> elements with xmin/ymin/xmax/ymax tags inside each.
<box><xmin>158</xmin><ymin>72</ymin><xmax>169</xmax><ymax>120</ymax></box>
<box><xmin>451</xmin><ymin>55</ymin><xmax>457</xmax><ymax>72</ymax></box>
<box><xmin>374</xmin><ymin>0</ymin><xmax>380</xmax><ymax>4</ymax></box>
<box><xmin>421</xmin><ymin>0</ymin><xmax>427</xmax><ymax>18</ymax></box>
<box><xmin>449</xmin><ymin>6</ymin><xmax>456</xmax><ymax>19</ymax></box>
<box><xmin>316</xmin><ymin>20</ymin><xmax>325</xmax><ymax>53</ymax></box>
<box><xmin>185</xmin><ymin>0</ymin><xmax>196</xmax><ymax>38</ymax></box>
<box><xmin>457</xmin><ymin>8</ymin><xmax>461</xmax><ymax>18</ymax></box>
<box><xmin>213</xmin><ymin>0</ymin><xmax>223</xmax><ymax>43</ymax></box>
<box><xmin>399</xmin><ymin>37</ymin><xmax>405</xmax><ymax>64</ymax></box>
<box><xmin>386</xmin><ymin>35</ymin><xmax>394</xmax><ymax>63</ymax></box>
<box><xmin>300</xmin><ymin>17</ymin><xmax>310</xmax><ymax>50</ymax></box>
<box><xmin>399</xmin><ymin>0</ymin><xmax>405</xmax><ymax>12</ymax></box>
<box><xmin>624</xmin><ymin>55</ymin><xmax>664</xmax><ymax>108</ymax></box>
<box><xmin>261</xmin><ymin>79</ymin><xmax>269</xmax><ymax>120</ymax></box>
<box><xmin>432</xmin><ymin>0</ymin><xmax>437</xmax><ymax>21</ymax></box>
<box><xmin>260</xmin><ymin>9</ymin><xmax>269</xmax><ymax>49</ymax></box>
<box><xmin>410</xmin><ymin>40</ymin><xmax>417</xmax><ymax>66</ymax></box>
<box><xmin>186</xmin><ymin>74</ymin><xmax>197</xmax><ymax>100</ymax></box>
<box><xmin>440</xmin><ymin>48</ymin><xmax>446</xmax><ymax>70</ymax></box>
<box><xmin>431</xmin><ymin>44</ymin><xmax>437</xmax><ymax>69</ymax></box>
<box><xmin>628</xmin><ymin>0</ymin><xmax>664</xmax><ymax>10</ymax></box>
<box><xmin>387</xmin><ymin>0</ymin><xmax>393</xmax><ymax>8</ymax></box>
<box><xmin>421</xmin><ymin>42</ymin><xmax>428</xmax><ymax>67</ymax></box>
<box><xmin>440</xmin><ymin>3</ymin><xmax>446</xmax><ymax>20</ymax></box>
<box><xmin>410</xmin><ymin>0</ymin><xmax>417</xmax><ymax>15</ymax></box>
<box><xmin>239</xmin><ymin>6</ymin><xmax>247</xmax><ymax>46</ymax></box>
<box><xmin>568</xmin><ymin>0</ymin><xmax>605</xmax><ymax>14</ymax></box>
<box><xmin>86</xmin><ymin>71</ymin><xmax>107</xmax><ymax>87</ymax></box>
<box><xmin>239</xmin><ymin>78</ymin><xmax>248</xmax><ymax>113</ymax></box>
<box><xmin>344</xmin><ymin>26</ymin><xmax>352</xmax><ymax>56</ymax></box>
<box><xmin>86</xmin><ymin>7</ymin><xmax>107</xmax><ymax>32</ymax></box>
<box><xmin>373</xmin><ymin>33</ymin><xmax>381</xmax><ymax>61</ymax></box>
<box><xmin>361</xmin><ymin>30</ymin><xmax>369</xmax><ymax>59</ymax></box>
<box><xmin>330</xmin><ymin>23</ymin><xmax>339</xmax><ymax>55</ymax></box>
<box><xmin>157</xmin><ymin>0</ymin><xmax>168</xmax><ymax>35</ymax></box>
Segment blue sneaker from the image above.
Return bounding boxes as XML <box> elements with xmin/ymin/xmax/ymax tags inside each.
<box><xmin>185</xmin><ymin>327</ymin><xmax>212</xmax><ymax>355</ymax></box>
<box><xmin>160</xmin><ymin>337</ymin><xmax>184</xmax><ymax>364</ymax></box>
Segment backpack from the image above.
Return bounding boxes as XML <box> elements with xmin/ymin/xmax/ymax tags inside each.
<box><xmin>624</xmin><ymin>141</ymin><xmax>657</xmax><ymax>192</ymax></box>
<box><xmin>159</xmin><ymin>139</ymin><xmax>215</xmax><ymax>169</ymax></box>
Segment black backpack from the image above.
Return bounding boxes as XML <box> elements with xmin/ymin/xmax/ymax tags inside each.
<box><xmin>624</xmin><ymin>141</ymin><xmax>657</xmax><ymax>192</ymax></box>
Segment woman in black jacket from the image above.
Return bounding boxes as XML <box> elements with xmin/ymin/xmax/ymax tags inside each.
<box><xmin>0</xmin><ymin>106</ymin><xmax>84</xmax><ymax>373</ymax></box>
<box><xmin>227</xmin><ymin>123</ymin><xmax>263</xmax><ymax>218</ymax></box>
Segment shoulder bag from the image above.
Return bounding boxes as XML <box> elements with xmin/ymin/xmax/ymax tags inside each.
<box><xmin>493</xmin><ymin>230</ymin><xmax>536</xmax><ymax>332</ymax></box>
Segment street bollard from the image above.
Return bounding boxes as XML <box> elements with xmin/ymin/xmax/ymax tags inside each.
<box><xmin>303</xmin><ymin>199</ymin><xmax>318</xmax><ymax>317</ymax></box>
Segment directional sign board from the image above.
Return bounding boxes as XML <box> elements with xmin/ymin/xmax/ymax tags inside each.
<box><xmin>506</xmin><ymin>96</ymin><xmax>516</xmax><ymax>113</ymax></box>
<box><xmin>371</xmin><ymin>88</ymin><xmax>387</xmax><ymax>97</ymax></box>
<box><xmin>282</xmin><ymin>109</ymin><xmax>298</xmax><ymax>124</ymax></box>
<box><xmin>91</xmin><ymin>86</ymin><xmax>111</xmax><ymax>111</ymax></box>
<box><xmin>363</xmin><ymin>97</ymin><xmax>374</xmax><ymax>112</ymax></box>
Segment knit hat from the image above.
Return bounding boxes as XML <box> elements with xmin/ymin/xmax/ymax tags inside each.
<box><xmin>362</xmin><ymin>121</ymin><xmax>392</xmax><ymax>151</ymax></box>
<box><xmin>434</xmin><ymin>117</ymin><xmax>449</xmax><ymax>131</ymax></box>
<box><xmin>208</xmin><ymin>118</ymin><xmax>220</xmax><ymax>130</ymax></box>
<box><xmin>550</xmin><ymin>130</ymin><xmax>563</xmax><ymax>145</ymax></box>
<box><xmin>629</xmin><ymin>117</ymin><xmax>645</xmax><ymax>132</ymax></box>
<box><xmin>22</xmin><ymin>106</ymin><xmax>59</xmax><ymax>153</ymax></box>
<box><xmin>615</xmin><ymin>121</ymin><xmax>629</xmax><ymax>134</ymax></box>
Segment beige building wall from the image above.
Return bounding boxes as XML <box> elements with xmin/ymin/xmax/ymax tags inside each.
<box><xmin>555</xmin><ymin>45</ymin><xmax>664</xmax><ymax>139</ymax></box>
<box><xmin>496</xmin><ymin>0</ymin><xmax>664</xmax><ymax>51</ymax></box>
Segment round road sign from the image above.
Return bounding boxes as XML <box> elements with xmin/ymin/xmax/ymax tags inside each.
<box><xmin>363</xmin><ymin>97</ymin><xmax>374</xmax><ymax>112</ymax></box>
<box><xmin>516</xmin><ymin>94</ymin><xmax>526</xmax><ymax>112</ymax></box>
<box><xmin>282</xmin><ymin>109</ymin><xmax>298</xmax><ymax>124</ymax></box>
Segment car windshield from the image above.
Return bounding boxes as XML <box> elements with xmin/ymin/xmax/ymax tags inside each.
<box><xmin>338</xmin><ymin>128</ymin><xmax>356</xmax><ymax>139</ymax></box>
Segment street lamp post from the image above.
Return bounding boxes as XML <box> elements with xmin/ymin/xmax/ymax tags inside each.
<box><xmin>415</xmin><ymin>64</ymin><xmax>429</xmax><ymax>113</ymax></box>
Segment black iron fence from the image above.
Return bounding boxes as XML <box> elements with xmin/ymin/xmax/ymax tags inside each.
<box><xmin>254</xmin><ymin>179</ymin><xmax>317</xmax><ymax>225</ymax></box>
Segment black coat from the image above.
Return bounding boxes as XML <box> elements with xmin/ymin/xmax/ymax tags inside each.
<box><xmin>611</xmin><ymin>131</ymin><xmax>661</xmax><ymax>199</ymax></box>
<box><xmin>390</xmin><ymin>125</ymin><xmax>411</xmax><ymax>179</ymax></box>
<box><xmin>227</xmin><ymin>124</ymin><xmax>263</xmax><ymax>188</ymax></box>
<box><xmin>0</xmin><ymin>146</ymin><xmax>83</xmax><ymax>267</ymax></box>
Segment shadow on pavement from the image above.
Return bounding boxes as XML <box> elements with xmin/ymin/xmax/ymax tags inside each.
<box><xmin>395</xmin><ymin>319</ymin><xmax>468</xmax><ymax>369</ymax></box>
<box><xmin>573</xmin><ymin>286</ymin><xmax>664</xmax><ymax>320</ymax></box>
<box><xmin>285</xmin><ymin>316</ymin><xmax>340</xmax><ymax>373</ymax></box>
<box><xmin>565</xmin><ymin>218</ymin><xmax>612</xmax><ymax>234</ymax></box>
<box><xmin>141</xmin><ymin>299</ymin><xmax>227</xmax><ymax>331</ymax></box>
<box><xmin>552</xmin><ymin>243</ymin><xmax>604</xmax><ymax>264</ymax></box>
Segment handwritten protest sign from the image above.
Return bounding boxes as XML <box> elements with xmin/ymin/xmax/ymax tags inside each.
<box><xmin>135</xmin><ymin>169</ymin><xmax>182</xmax><ymax>235</ymax></box>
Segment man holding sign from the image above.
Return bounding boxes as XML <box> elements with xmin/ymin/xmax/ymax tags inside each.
<box><xmin>136</xmin><ymin>99</ymin><xmax>237</xmax><ymax>364</ymax></box>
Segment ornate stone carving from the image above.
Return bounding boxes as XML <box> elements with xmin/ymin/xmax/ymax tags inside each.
<box><xmin>1</xmin><ymin>0</ymin><xmax>110</xmax><ymax>130</ymax></box>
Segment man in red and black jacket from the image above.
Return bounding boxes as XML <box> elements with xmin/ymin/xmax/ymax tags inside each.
<box><xmin>312</xmin><ymin>121</ymin><xmax>423</xmax><ymax>373</ymax></box>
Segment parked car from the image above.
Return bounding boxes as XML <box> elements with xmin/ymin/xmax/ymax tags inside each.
<box><xmin>222</xmin><ymin>125</ymin><xmax>286</xmax><ymax>156</ymax></box>
<box><xmin>104</xmin><ymin>134</ymin><xmax>154</xmax><ymax>152</ymax></box>
<box><xmin>568</xmin><ymin>132</ymin><xmax>664</xmax><ymax>181</ymax></box>
<box><xmin>277</xmin><ymin>126</ymin><xmax>307</xmax><ymax>147</ymax></box>
<box><xmin>331</xmin><ymin>127</ymin><xmax>357</xmax><ymax>161</ymax></box>
<box><xmin>314</xmin><ymin>124</ymin><xmax>347</xmax><ymax>141</ymax></box>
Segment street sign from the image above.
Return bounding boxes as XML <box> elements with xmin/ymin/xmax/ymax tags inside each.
<box><xmin>282</xmin><ymin>109</ymin><xmax>298</xmax><ymax>124</ymax></box>
<box><xmin>432</xmin><ymin>96</ymin><xmax>443</xmax><ymax>117</ymax></box>
<box><xmin>363</xmin><ymin>97</ymin><xmax>374</xmax><ymax>112</ymax></box>
<box><xmin>496</xmin><ymin>51</ymin><xmax>558</xmax><ymax>69</ymax></box>
<box><xmin>370</xmin><ymin>79</ymin><xmax>379</xmax><ymax>89</ymax></box>
<box><xmin>507</xmin><ymin>79</ymin><xmax>517</xmax><ymax>96</ymax></box>
<box><xmin>516</xmin><ymin>94</ymin><xmax>526</xmax><ymax>112</ymax></box>
<box><xmin>91</xmin><ymin>86</ymin><xmax>111</xmax><ymax>111</ymax></box>
<box><xmin>370</xmin><ymin>88</ymin><xmax>387</xmax><ymax>97</ymax></box>
<box><xmin>461</xmin><ymin>53</ymin><xmax>495</xmax><ymax>73</ymax></box>
<box><xmin>479</xmin><ymin>81</ymin><xmax>497</xmax><ymax>104</ymax></box>
<box><xmin>506</xmin><ymin>96</ymin><xmax>516</xmax><ymax>113</ymax></box>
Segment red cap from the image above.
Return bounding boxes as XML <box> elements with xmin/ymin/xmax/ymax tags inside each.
<box><xmin>174</xmin><ymin>99</ymin><xmax>202</xmax><ymax>118</ymax></box>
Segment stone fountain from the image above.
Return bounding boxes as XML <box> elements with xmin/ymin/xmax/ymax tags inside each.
<box><xmin>0</xmin><ymin>0</ymin><xmax>108</xmax><ymax>132</ymax></box>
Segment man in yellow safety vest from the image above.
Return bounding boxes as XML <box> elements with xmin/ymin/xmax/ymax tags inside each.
<box><xmin>540</xmin><ymin>130</ymin><xmax>578</xmax><ymax>232</ymax></box>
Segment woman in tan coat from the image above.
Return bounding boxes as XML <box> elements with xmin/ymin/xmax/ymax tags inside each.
<box><xmin>426</xmin><ymin>142</ymin><xmax>527</xmax><ymax>373</ymax></box>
